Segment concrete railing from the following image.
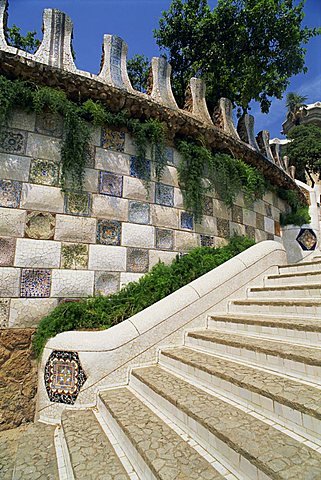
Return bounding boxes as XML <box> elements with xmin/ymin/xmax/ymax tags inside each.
<box><xmin>37</xmin><ymin>240</ymin><xmax>287</xmax><ymax>423</ymax></box>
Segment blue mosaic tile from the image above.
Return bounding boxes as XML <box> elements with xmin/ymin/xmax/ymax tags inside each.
<box><xmin>99</xmin><ymin>171</ymin><xmax>123</xmax><ymax>197</ymax></box>
<box><xmin>0</xmin><ymin>129</ymin><xmax>26</xmax><ymax>154</ymax></box>
<box><xmin>128</xmin><ymin>201</ymin><xmax>150</xmax><ymax>224</ymax></box>
<box><xmin>156</xmin><ymin>228</ymin><xmax>174</xmax><ymax>250</ymax></box>
<box><xmin>20</xmin><ymin>269</ymin><xmax>51</xmax><ymax>298</ymax></box>
<box><xmin>64</xmin><ymin>192</ymin><xmax>91</xmax><ymax>216</ymax></box>
<box><xmin>181</xmin><ymin>212</ymin><xmax>194</xmax><ymax>230</ymax></box>
<box><xmin>200</xmin><ymin>235</ymin><xmax>215</xmax><ymax>247</ymax></box>
<box><xmin>156</xmin><ymin>146</ymin><xmax>174</xmax><ymax>166</ymax></box>
<box><xmin>127</xmin><ymin>248</ymin><xmax>149</xmax><ymax>273</ymax></box>
<box><xmin>130</xmin><ymin>156</ymin><xmax>151</xmax><ymax>180</ymax></box>
<box><xmin>155</xmin><ymin>183</ymin><xmax>174</xmax><ymax>207</ymax></box>
<box><xmin>0</xmin><ymin>180</ymin><xmax>21</xmax><ymax>208</ymax></box>
<box><xmin>29</xmin><ymin>159</ymin><xmax>59</xmax><ymax>186</ymax></box>
<box><xmin>97</xmin><ymin>220</ymin><xmax>121</xmax><ymax>246</ymax></box>
<box><xmin>101</xmin><ymin>128</ymin><xmax>125</xmax><ymax>152</ymax></box>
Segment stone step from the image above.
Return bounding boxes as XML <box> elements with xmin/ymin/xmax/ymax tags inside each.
<box><xmin>61</xmin><ymin>409</ymin><xmax>130</xmax><ymax>480</ymax></box>
<box><xmin>11</xmin><ymin>423</ymin><xmax>59</xmax><ymax>480</ymax></box>
<box><xmin>207</xmin><ymin>314</ymin><xmax>321</xmax><ymax>346</ymax></box>
<box><xmin>248</xmin><ymin>283</ymin><xmax>321</xmax><ymax>299</ymax></box>
<box><xmin>99</xmin><ymin>388</ymin><xmax>224</xmax><ymax>480</ymax></box>
<box><xmin>159</xmin><ymin>346</ymin><xmax>321</xmax><ymax>440</ymax></box>
<box><xmin>228</xmin><ymin>298</ymin><xmax>321</xmax><ymax>316</ymax></box>
<box><xmin>264</xmin><ymin>270</ymin><xmax>321</xmax><ymax>287</ymax></box>
<box><xmin>186</xmin><ymin>330</ymin><xmax>321</xmax><ymax>382</ymax></box>
<box><xmin>131</xmin><ymin>365</ymin><xmax>321</xmax><ymax>480</ymax></box>
<box><xmin>278</xmin><ymin>259</ymin><xmax>321</xmax><ymax>274</ymax></box>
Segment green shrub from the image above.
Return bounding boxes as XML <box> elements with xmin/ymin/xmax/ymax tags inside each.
<box><xmin>278</xmin><ymin>188</ymin><xmax>311</xmax><ymax>226</ymax></box>
<box><xmin>32</xmin><ymin>236</ymin><xmax>254</xmax><ymax>357</ymax></box>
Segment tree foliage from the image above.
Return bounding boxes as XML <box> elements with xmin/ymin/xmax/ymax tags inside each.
<box><xmin>285</xmin><ymin>124</ymin><xmax>321</xmax><ymax>187</ymax></box>
<box><xmin>285</xmin><ymin>92</ymin><xmax>308</xmax><ymax>125</ymax></box>
<box><xmin>154</xmin><ymin>0</ymin><xmax>320</xmax><ymax>111</ymax></box>
<box><xmin>127</xmin><ymin>54</ymin><xmax>150</xmax><ymax>92</ymax></box>
<box><xmin>6</xmin><ymin>24</ymin><xmax>40</xmax><ymax>53</ymax></box>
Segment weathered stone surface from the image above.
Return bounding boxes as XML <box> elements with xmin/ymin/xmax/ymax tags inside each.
<box><xmin>9</xmin><ymin>298</ymin><xmax>58</xmax><ymax>328</ymax></box>
<box><xmin>20</xmin><ymin>184</ymin><xmax>64</xmax><ymax>213</ymax></box>
<box><xmin>122</xmin><ymin>175</ymin><xmax>153</xmax><ymax>202</ymax></box>
<box><xmin>25</xmin><ymin>132</ymin><xmax>61</xmax><ymax>162</ymax></box>
<box><xmin>0</xmin><ymin>268</ymin><xmax>20</xmax><ymax>297</ymax></box>
<box><xmin>54</xmin><ymin>214</ymin><xmax>97</xmax><ymax>243</ymax></box>
<box><xmin>89</xmin><ymin>245</ymin><xmax>126</xmax><ymax>271</ymax></box>
<box><xmin>151</xmin><ymin>204</ymin><xmax>179</xmax><ymax>229</ymax></box>
<box><xmin>0</xmin><ymin>153</ymin><xmax>31</xmax><ymax>182</ymax></box>
<box><xmin>149</xmin><ymin>249</ymin><xmax>177</xmax><ymax>267</ymax></box>
<box><xmin>0</xmin><ymin>426</ymin><xmax>24</xmax><ymax>479</ymax></box>
<box><xmin>92</xmin><ymin>194</ymin><xmax>128</xmax><ymax>221</ymax></box>
<box><xmin>51</xmin><ymin>270</ymin><xmax>94</xmax><ymax>297</ymax></box>
<box><xmin>95</xmin><ymin>148</ymin><xmax>130</xmax><ymax>175</ymax></box>
<box><xmin>122</xmin><ymin>222</ymin><xmax>155</xmax><ymax>248</ymax></box>
<box><xmin>15</xmin><ymin>238</ymin><xmax>61</xmax><ymax>268</ymax></box>
<box><xmin>174</xmin><ymin>231</ymin><xmax>199</xmax><ymax>251</ymax></box>
<box><xmin>0</xmin><ymin>328</ymin><xmax>37</xmax><ymax>432</ymax></box>
<box><xmin>0</xmin><ymin>207</ymin><xmax>26</xmax><ymax>237</ymax></box>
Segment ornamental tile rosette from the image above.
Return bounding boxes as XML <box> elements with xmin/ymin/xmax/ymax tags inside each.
<box><xmin>44</xmin><ymin>350</ymin><xmax>87</xmax><ymax>404</ymax></box>
<box><xmin>296</xmin><ymin>228</ymin><xmax>317</xmax><ymax>251</ymax></box>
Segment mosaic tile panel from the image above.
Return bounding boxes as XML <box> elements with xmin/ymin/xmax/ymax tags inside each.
<box><xmin>44</xmin><ymin>350</ymin><xmax>87</xmax><ymax>404</ymax></box>
<box><xmin>156</xmin><ymin>228</ymin><xmax>174</xmax><ymax>250</ymax></box>
<box><xmin>296</xmin><ymin>228</ymin><xmax>317</xmax><ymax>251</ymax></box>
<box><xmin>128</xmin><ymin>201</ymin><xmax>150</xmax><ymax>224</ymax></box>
<box><xmin>0</xmin><ymin>180</ymin><xmax>21</xmax><ymax>208</ymax></box>
<box><xmin>256</xmin><ymin>213</ymin><xmax>264</xmax><ymax>231</ymax></box>
<box><xmin>200</xmin><ymin>235</ymin><xmax>215</xmax><ymax>247</ymax></box>
<box><xmin>35</xmin><ymin>112</ymin><xmax>63</xmax><ymax>138</ymax></box>
<box><xmin>29</xmin><ymin>159</ymin><xmax>59</xmax><ymax>186</ymax></box>
<box><xmin>127</xmin><ymin>248</ymin><xmax>149</xmax><ymax>273</ymax></box>
<box><xmin>217</xmin><ymin>218</ymin><xmax>230</xmax><ymax>238</ymax></box>
<box><xmin>130</xmin><ymin>156</ymin><xmax>151</xmax><ymax>180</ymax></box>
<box><xmin>99</xmin><ymin>171</ymin><xmax>123</xmax><ymax>197</ymax></box>
<box><xmin>0</xmin><ymin>129</ymin><xmax>26</xmax><ymax>154</ymax></box>
<box><xmin>232</xmin><ymin>205</ymin><xmax>243</xmax><ymax>224</ymax></box>
<box><xmin>181</xmin><ymin>212</ymin><xmax>194</xmax><ymax>230</ymax></box>
<box><xmin>245</xmin><ymin>225</ymin><xmax>256</xmax><ymax>240</ymax></box>
<box><xmin>25</xmin><ymin>211</ymin><xmax>56</xmax><ymax>240</ymax></box>
<box><xmin>97</xmin><ymin>220</ymin><xmax>121</xmax><ymax>246</ymax></box>
<box><xmin>95</xmin><ymin>272</ymin><xmax>120</xmax><ymax>296</ymax></box>
<box><xmin>0</xmin><ymin>237</ymin><xmax>16</xmax><ymax>266</ymax></box>
<box><xmin>265</xmin><ymin>203</ymin><xmax>273</xmax><ymax>218</ymax></box>
<box><xmin>156</xmin><ymin>146</ymin><xmax>174</xmax><ymax>165</ymax></box>
<box><xmin>64</xmin><ymin>192</ymin><xmax>91</xmax><ymax>216</ymax></box>
<box><xmin>20</xmin><ymin>269</ymin><xmax>51</xmax><ymax>298</ymax></box>
<box><xmin>101</xmin><ymin>128</ymin><xmax>125</xmax><ymax>152</ymax></box>
<box><xmin>0</xmin><ymin>298</ymin><xmax>10</xmax><ymax>328</ymax></box>
<box><xmin>61</xmin><ymin>244</ymin><xmax>88</xmax><ymax>269</ymax></box>
<box><xmin>204</xmin><ymin>197</ymin><xmax>213</xmax><ymax>217</ymax></box>
<box><xmin>85</xmin><ymin>144</ymin><xmax>95</xmax><ymax>169</ymax></box>
<box><xmin>155</xmin><ymin>183</ymin><xmax>174</xmax><ymax>207</ymax></box>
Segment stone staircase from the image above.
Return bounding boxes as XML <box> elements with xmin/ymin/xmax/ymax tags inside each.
<box><xmin>5</xmin><ymin>255</ymin><xmax>321</xmax><ymax>479</ymax></box>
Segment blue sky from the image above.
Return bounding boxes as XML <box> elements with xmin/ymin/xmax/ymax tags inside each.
<box><xmin>8</xmin><ymin>0</ymin><xmax>321</xmax><ymax>138</ymax></box>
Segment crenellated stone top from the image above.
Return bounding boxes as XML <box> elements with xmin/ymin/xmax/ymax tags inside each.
<box><xmin>0</xmin><ymin>0</ymin><xmax>300</xmax><ymax>194</ymax></box>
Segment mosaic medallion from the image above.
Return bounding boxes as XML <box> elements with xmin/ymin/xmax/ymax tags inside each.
<box><xmin>101</xmin><ymin>128</ymin><xmax>125</xmax><ymax>152</ymax></box>
<box><xmin>0</xmin><ymin>298</ymin><xmax>10</xmax><ymax>328</ymax></box>
<box><xmin>296</xmin><ymin>228</ymin><xmax>317</xmax><ymax>251</ymax></box>
<box><xmin>44</xmin><ymin>350</ymin><xmax>87</xmax><ymax>405</ymax></box>
<box><xmin>156</xmin><ymin>228</ymin><xmax>173</xmax><ymax>250</ymax></box>
<box><xmin>99</xmin><ymin>171</ymin><xmax>123</xmax><ymax>197</ymax></box>
<box><xmin>0</xmin><ymin>129</ymin><xmax>26</xmax><ymax>154</ymax></box>
<box><xmin>64</xmin><ymin>192</ymin><xmax>91</xmax><ymax>216</ymax></box>
<box><xmin>95</xmin><ymin>272</ymin><xmax>120</xmax><ymax>296</ymax></box>
<box><xmin>181</xmin><ymin>212</ymin><xmax>194</xmax><ymax>231</ymax></box>
<box><xmin>128</xmin><ymin>201</ymin><xmax>150</xmax><ymax>224</ymax></box>
<box><xmin>35</xmin><ymin>112</ymin><xmax>63</xmax><ymax>137</ymax></box>
<box><xmin>127</xmin><ymin>248</ymin><xmax>149</xmax><ymax>273</ymax></box>
<box><xmin>20</xmin><ymin>269</ymin><xmax>51</xmax><ymax>298</ymax></box>
<box><xmin>200</xmin><ymin>235</ymin><xmax>215</xmax><ymax>247</ymax></box>
<box><xmin>155</xmin><ymin>183</ymin><xmax>174</xmax><ymax>207</ymax></box>
<box><xmin>97</xmin><ymin>220</ymin><xmax>121</xmax><ymax>246</ymax></box>
<box><xmin>217</xmin><ymin>218</ymin><xmax>230</xmax><ymax>238</ymax></box>
<box><xmin>61</xmin><ymin>244</ymin><xmax>88</xmax><ymax>269</ymax></box>
<box><xmin>130</xmin><ymin>156</ymin><xmax>151</xmax><ymax>180</ymax></box>
<box><xmin>0</xmin><ymin>180</ymin><xmax>21</xmax><ymax>208</ymax></box>
<box><xmin>29</xmin><ymin>159</ymin><xmax>59</xmax><ymax>186</ymax></box>
<box><xmin>25</xmin><ymin>211</ymin><xmax>56</xmax><ymax>240</ymax></box>
<box><xmin>0</xmin><ymin>237</ymin><xmax>15</xmax><ymax>266</ymax></box>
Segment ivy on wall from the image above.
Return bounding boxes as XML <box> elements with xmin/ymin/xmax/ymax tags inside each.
<box><xmin>278</xmin><ymin>188</ymin><xmax>310</xmax><ymax>226</ymax></box>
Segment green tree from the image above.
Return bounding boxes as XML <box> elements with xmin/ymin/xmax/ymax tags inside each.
<box><xmin>6</xmin><ymin>24</ymin><xmax>40</xmax><ymax>53</ymax></box>
<box><xmin>127</xmin><ymin>54</ymin><xmax>150</xmax><ymax>92</ymax></box>
<box><xmin>154</xmin><ymin>0</ymin><xmax>320</xmax><ymax>112</ymax></box>
<box><xmin>286</xmin><ymin>92</ymin><xmax>308</xmax><ymax>125</ymax></box>
<box><xmin>285</xmin><ymin>124</ymin><xmax>321</xmax><ymax>187</ymax></box>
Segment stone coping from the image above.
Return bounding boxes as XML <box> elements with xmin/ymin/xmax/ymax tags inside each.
<box><xmin>132</xmin><ymin>366</ymin><xmax>321</xmax><ymax>479</ymax></box>
<box><xmin>209</xmin><ymin>314</ymin><xmax>321</xmax><ymax>332</ymax></box>
<box><xmin>188</xmin><ymin>330</ymin><xmax>321</xmax><ymax>366</ymax></box>
<box><xmin>161</xmin><ymin>347</ymin><xmax>321</xmax><ymax>419</ymax></box>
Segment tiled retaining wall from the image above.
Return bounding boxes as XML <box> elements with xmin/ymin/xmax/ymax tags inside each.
<box><xmin>0</xmin><ymin>109</ymin><xmax>287</xmax><ymax>329</ymax></box>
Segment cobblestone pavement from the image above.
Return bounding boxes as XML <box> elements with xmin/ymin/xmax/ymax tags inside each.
<box><xmin>62</xmin><ymin>409</ymin><xmax>129</xmax><ymax>479</ymax></box>
<box><xmin>12</xmin><ymin>423</ymin><xmax>58</xmax><ymax>480</ymax></box>
<box><xmin>0</xmin><ymin>426</ymin><xmax>25</xmax><ymax>480</ymax></box>
<box><xmin>210</xmin><ymin>314</ymin><xmax>321</xmax><ymax>332</ymax></box>
<box><xmin>100</xmin><ymin>388</ymin><xmax>223</xmax><ymax>480</ymax></box>
<box><xmin>132</xmin><ymin>366</ymin><xmax>321</xmax><ymax>479</ymax></box>
<box><xmin>188</xmin><ymin>330</ymin><xmax>321</xmax><ymax>365</ymax></box>
<box><xmin>162</xmin><ymin>347</ymin><xmax>321</xmax><ymax>418</ymax></box>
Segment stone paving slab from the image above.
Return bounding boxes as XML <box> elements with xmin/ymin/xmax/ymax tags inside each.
<box><xmin>161</xmin><ymin>346</ymin><xmax>321</xmax><ymax>419</ymax></box>
<box><xmin>100</xmin><ymin>388</ymin><xmax>223</xmax><ymax>480</ymax></box>
<box><xmin>188</xmin><ymin>330</ymin><xmax>321</xmax><ymax>366</ymax></box>
<box><xmin>132</xmin><ymin>366</ymin><xmax>321</xmax><ymax>480</ymax></box>
<box><xmin>62</xmin><ymin>409</ymin><xmax>129</xmax><ymax>480</ymax></box>
<box><xmin>12</xmin><ymin>422</ymin><xmax>58</xmax><ymax>480</ymax></box>
<box><xmin>0</xmin><ymin>426</ymin><xmax>25</xmax><ymax>480</ymax></box>
<box><xmin>209</xmin><ymin>314</ymin><xmax>321</xmax><ymax>332</ymax></box>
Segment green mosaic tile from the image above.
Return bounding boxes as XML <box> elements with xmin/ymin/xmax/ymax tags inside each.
<box><xmin>25</xmin><ymin>211</ymin><xmax>56</xmax><ymax>240</ymax></box>
<box><xmin>29</xmin><ymin>159</ymin><xmax>59</xmax><ymax>186</ymax></box>
<box><xmin>65</xmin><ymin>192</ymin><xmax>91</xmax><ymax>216</ymax></box>
<box><xmin>61</xmin><ymin>243</ymin><xmax>88</xmax><ymax>269</ymax></box>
